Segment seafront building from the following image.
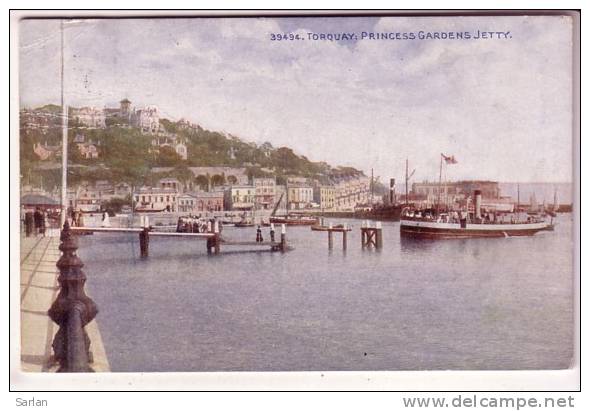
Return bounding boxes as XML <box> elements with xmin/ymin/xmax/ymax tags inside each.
<box><xmin>225</xmin><ymin>185</ymin><xmax>255</xmax><ymax>211</ymax></box>
<box><xmin>178</xmin><ymin>191</ymin><xmax>225</xmax><ymax>213</ymax></box>
<box><xmin>411</xmin><ymin>180</ymin><xmax>501</xmax><ymax>208</ymax></box>
<box><xmin>134</xmin><ymin>186</ymin><xmax>179</xmax><ymax>212</ymax></box>
<box><xmin>253</xmin><ymin>177</ymin><xmax>276</xmax><ymax>210</ymax></box>
<box><xmin>313</xmin><ymin>185</ymin><xmax>336</xmax><ymax>210</ymax></box>
<box><xmin>287</xmin><ymin>183</ymin><xmax>314</xmax><ymax>210</ymax></box>
<box><xmin>66</xmin><ymin>181</ymin><xmax>132</xmax><ymax>213</ymax></box>
<box><xmin>333</xmin><ymin>176</ymin><xmax>370</xmax><ymax>211</ymax></box>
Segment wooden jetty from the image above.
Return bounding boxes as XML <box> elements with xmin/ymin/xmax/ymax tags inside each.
<box><xmin>70</xmin><ymin>217</ymin><xmax>289</xmax><ymax>257</ymax></box>
<box><xmin>311</xmin><ymin>222</ymin><xmax>352</xmax><ymax>250</ymax></box>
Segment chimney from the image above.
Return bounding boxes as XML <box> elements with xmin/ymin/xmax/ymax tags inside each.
<box><xmin>474</xmin><ymin>190</ymin><xmax>482</xmax><ymax>219</ymax></box>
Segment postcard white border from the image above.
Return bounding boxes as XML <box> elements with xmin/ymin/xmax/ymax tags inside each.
<box><xmin>7</xmin><ymin>6</ymin><xmax>582</xmax><ymax>394</ymax></box>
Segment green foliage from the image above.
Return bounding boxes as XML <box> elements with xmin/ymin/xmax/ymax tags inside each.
<box><xmin>153</xmin><ymin>146</ymin><xmax>182</xmax><ymax>167</ymax></box>
<box><xmin>37</xmin><ymin>104</ymin><xmax>62</xmax><ymax>114</ymax></box>
<box><xmin>20</xmin><ymin>106</ymin><xmax>365</xmax><ymax>191</ymax></box>
<box><xmin>159</xmin><ymin>118</ymin><xmax>178</xmax><ymax>134</ymax></box>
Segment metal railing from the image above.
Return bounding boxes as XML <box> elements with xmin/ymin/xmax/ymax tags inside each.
<box><xmin>47</xmin><ymin>221</ymin><xmax>98</xmax><ymax>372</ymax></box>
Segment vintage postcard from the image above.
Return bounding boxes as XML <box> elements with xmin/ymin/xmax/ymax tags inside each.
<box><xmin>13</xmin><ymin>11</ymin><xmax>579</xmax><ymax>390</ymax></box>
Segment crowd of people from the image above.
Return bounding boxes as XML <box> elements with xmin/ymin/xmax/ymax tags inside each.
<box><xmin>176</xmin><ymin>216</ymin><xmax>222</xmax><ymax>233</ymax></box>
<box><xmin>402</xmin><ymin>208</ymin><xmax>546</xmax><ymax>225</ymax></box>
<box><xmin>21</xmin><ymin>207</ymin><xmax>49</xmax><ymax>236</ymax></box>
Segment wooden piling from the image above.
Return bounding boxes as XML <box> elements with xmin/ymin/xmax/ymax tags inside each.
<box><xmin>328</xmin><ymin>230</ymin><xmax>333</xmax><ymax>250</ymax></box>
<box><xmin>342</xmin><ymin>226</ymin><xmax>348</xmax><ymax>251</ymax></box>
<box><xmin>361</xmin><ymin>221</ymin><xmax>366</xmax><ymax>248</ymax></box>
<box><xmin>361</xmin><ymin>221</ymin><xmax>383</xmax><ymax>250</ymax></box>
<box><xmin>280</xmin><ymin>224</ymin><xmax>286</xmax><ymax>252</ymax></box>
<box><xmin>139</xmin><ymin>228</ymin><xmax>149</xmax><ymax>258</ymax></box>
<box><xmin>214</xmin><ymin>234</ymin><xmax>220</xmax><ymax>254</ymax></box>
<box><xmin>213</xmin><ymin>221</ymin><xmax>220</xmax><ymax>254</ymax></box>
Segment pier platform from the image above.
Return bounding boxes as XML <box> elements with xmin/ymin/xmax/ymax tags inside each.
<box><xmin>19</xmin><ymin>233</ymin><xmax>110</xmax><ymax>372</ymax></box>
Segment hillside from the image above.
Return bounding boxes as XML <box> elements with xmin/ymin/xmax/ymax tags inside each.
<box><xmin>20</xmin><ymin>107</ymin><xmax>365</xmax><ymax>190</ymax></box>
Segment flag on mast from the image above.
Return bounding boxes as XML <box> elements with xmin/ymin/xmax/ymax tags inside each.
<box><xmin>442</xmin><ymin>153</ymin><xmax>458</xmax><ymax>164</ymax></box>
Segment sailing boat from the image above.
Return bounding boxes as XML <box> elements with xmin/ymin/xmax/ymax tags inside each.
<box><xmin>529</xmin><ymin>192</ymin><xmax>539</xmax><ymax>214</ymax></box>
<box><xmin>546</xmin><ymin>189</ymin><xmax>558</xmax><ymax>217</ymax></box>
<box><xmin>268</xmin><ymin>192</ymin><xmax>318</xmax><ymax>225</ymax></box>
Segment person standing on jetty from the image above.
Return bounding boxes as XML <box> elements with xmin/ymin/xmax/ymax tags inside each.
<box><xmin>256</xmin><ymin>225</ymin><xmax>263</xmax><ymax>243</ymax></box>
<box><xmin>34</xmin><ymin>207</ymin><xmax>45</xmax><ymax>234</ymax></box>
<box><xmin>101</xmin><ymin>211</ymin><xmax>111</xmax><ymax>227</ymax></box>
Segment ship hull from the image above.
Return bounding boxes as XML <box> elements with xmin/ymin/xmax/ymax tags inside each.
<box><xmin>354</xmin><ymin>205</ymin><xmax>402</xmax><ymax>221</ymax></box>
<box><xmin>269</xmin><ymin>216</ymin><xmax>319</xmax><ymax>226</ymax></box>
<box><xmin>400</xmin><ymin>219</ymin><xmax>551</xmax><ymax>239</ymax></box>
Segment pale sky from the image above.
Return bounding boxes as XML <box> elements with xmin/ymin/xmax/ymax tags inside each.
<box><xmin>19</xmin><ymin>15</ymin><xmax>574</xmax><ymax>183</ymax></box>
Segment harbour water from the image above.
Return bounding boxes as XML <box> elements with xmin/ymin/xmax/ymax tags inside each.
<box><xmin>78</xmin><ymin>214</ymin><xmax>574</xmax><ymax>372</ymax></box>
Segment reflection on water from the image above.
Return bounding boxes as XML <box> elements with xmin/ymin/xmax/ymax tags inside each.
<box><xmin>77</xmin><ymin>214</ymin><xmax>574</xmax><ymax>372</ymax></box>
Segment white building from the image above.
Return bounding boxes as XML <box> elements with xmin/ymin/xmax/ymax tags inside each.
<box><xmin>159</xmin><ymin>178</ymin><xmax>183</xmax><ymax>192</ymax></box>
<box><xmin>133</xmin><ymin>105</ymin><xmax>160</xmax><ymax>134</ymax></box>
<box><xmin>151</xmin><ymin>134</ymin><xmax>187</xmax><ymax>160</ymax></box>
<box><xmin>178</xmin><ymin>193</ymin><xmax>196</xmax><ymax>213</ymax></box>
<box><xmin>334</xmin><ymin>176</ymin><xmax>370</xmax><ymax>211</ymax></box>
<box><xmin>225</xmin><ymin>185</ymin><xmax>255</xmax><ymax>210</ymax></box>
<box><xmin>253</xmin><ymin>177</ymin><xmax>276</xmax><ymax>210</ymax></box>
<box><xmin>70</xmin><ymin>107</ymin><xmax>106</xmax><ymax>128</ymax></box>
<box><xmin>134</xmin><ymin>187</ymin><xmax>178</xmax><ymax>212</ymax></box>
<box><xmin>287</xmin><ymin>184</ymin><xmax>314</xmax><ymax>210</ymax></box>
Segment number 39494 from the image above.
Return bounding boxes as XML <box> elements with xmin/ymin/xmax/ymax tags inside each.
<box><xmin>270</xmin><ymin>33</ymin><xmax>303</xmax><ymax>41</ymax></box>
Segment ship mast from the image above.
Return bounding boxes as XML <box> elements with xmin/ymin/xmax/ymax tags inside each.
<box><xmin>60</xmin><ymin>19</ymin><xmax>69</xmax><ymax>226</ymax></box>
<box><xmin>371</xmin><ymin>168</ymin><xmax>374</xmax><ymax>205</ymax></box>
<box><xmin>405</xmin><ymin>158</ymin><xmax>409</xmax><ymax>206</ymax></box>
<box><xmin>436</xmin><ymin>154</ymin><xmax>443</xmax><ymax>215</ymax></box>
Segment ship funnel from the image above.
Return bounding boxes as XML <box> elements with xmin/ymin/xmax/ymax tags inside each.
<box><xmin>474</xmin><ymin>190</ymin><xmax>482</xmax><ymax>219</ymax></box>
<box><xmin>389</xmin><ymin>178</ymin><xmax>396</xmax><ymax>204</ymax></box>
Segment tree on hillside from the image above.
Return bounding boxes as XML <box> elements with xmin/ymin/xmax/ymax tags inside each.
<box><xmin>194</xmin><ymin>175</ymin><xmax>209</xmax><ymax>191</ymax></box>
<box><xmin>210</xmin><ymin>173</ymin><xmax>226</xmax><ymax>187</ymax></box>
<box><xmin>159</xmin><ymin>118</ymin><xmax>178</xmax><ymax>134</ymax></box>
<box><xmin>273</xmin><ymin>147</ymin><xmax>300</xmax><ymax>171</ymax></box>
<box><xmin>154</xmin><ymin>146</ymin><xmax>183</xmax><ymax>167</ymax></box>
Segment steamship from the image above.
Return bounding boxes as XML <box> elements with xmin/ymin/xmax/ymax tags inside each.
<box><xmin>400</xmin><ymin>189</ymin><xmax>554</xmax><ymax>239</ymax></box>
